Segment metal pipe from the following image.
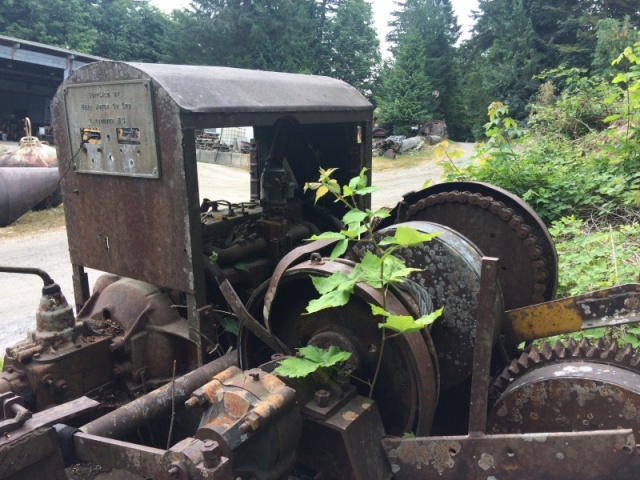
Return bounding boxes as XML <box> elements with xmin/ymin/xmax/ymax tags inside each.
<box><xmin>0</xmin><ymin>266</ymin><xmax>55</xmax><ymax>286</ymax></box>
<box><xmin>80</xmin><ymin>350</ymin><xmax>237</xmax><ymax>439</ymax></box>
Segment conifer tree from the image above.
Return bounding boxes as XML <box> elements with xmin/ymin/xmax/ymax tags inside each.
<box><xmin>323</xmin><ymin>0</ymin><xmax>381</xmax><ymax>98</ymax></box>
<box><xmin>381</xmin><ymin>0</ymin><xmax>463</xmax><ymax>135</ymax></box>
<box><xmin>376</xmin><ymin>28</ymin><xmax>434</xmax><ymax>135</ymax></box>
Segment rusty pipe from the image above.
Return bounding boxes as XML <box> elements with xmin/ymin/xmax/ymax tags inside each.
<box><xmin>80</xmin><ymin>350</ymin><xmax>237</xmax><ymax>439</ymax></box>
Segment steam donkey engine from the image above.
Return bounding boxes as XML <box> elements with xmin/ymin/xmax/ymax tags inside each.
<box><xmin>1</xmin><ymin>61</ymin><xmax>640</xmax><ymax>479</ymax></box>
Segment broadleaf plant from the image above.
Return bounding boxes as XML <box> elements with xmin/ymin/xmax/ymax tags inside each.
<box><xmin>278</xmin><ymin>167</ymin><xmax>443</xmax><ymax>399</ymax></box>
<box><xmin>273</xmin><ymin>345</ymin><xmax>352</xmax><ymax>378</ymax></box>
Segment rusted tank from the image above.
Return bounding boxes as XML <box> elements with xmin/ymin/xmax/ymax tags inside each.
<box><xmin>0</xmin><ymin>118</ymin><xmax>61</xmax><ymax>227</ymax></box>
<box><xmin>1</xmin><ymin>62</ymin><xmax>640</xmax><ymax>480</ymax></box>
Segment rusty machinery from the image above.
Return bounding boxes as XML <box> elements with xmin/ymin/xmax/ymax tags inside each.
<box><xmin>0</xmin><ymin>61</ymin><xmax>639</xmax><ymax>479</ymax></box>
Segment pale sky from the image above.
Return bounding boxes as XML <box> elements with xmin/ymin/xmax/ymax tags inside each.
<box><xmin>151</xmin><ymin>0</ymin><xmax>479</xmax><ymax>57</ymax></box>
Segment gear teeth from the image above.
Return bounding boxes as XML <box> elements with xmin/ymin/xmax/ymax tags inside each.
<box><xmin>493</xmin><ymin>369</ymin><xmax>513</xmax><ymax>391</ymax></box>
<box><xmin>615</xmin><ymin>344</ymin><xmax>634</xmax><ymax>364</ymax></box>
<box><xmin>538</xmin><ymin>341</ymin><xmax>553</xmax><ymax>361</ymax></box>
<box><xmin>600</xmin><ymin>341</ymin><xmax>619</xmax><ymax>361</ymax></box>
<box><xmin>586</xmin><ymin>338</ymin><xmax>606</xmax><ymax>358</ymax></box>
<box><xmin>527</xmin><ymin>347</ymin><xmax>541</xmax><ymax>365</ymax></box>
<box><xmin>565</xmin><ymin>337</ymin><xmax>578</xmax><ymax>355</ymax></box>
<box><xmin>552</xmin><ymin>339</ymin><xmax>570</xmax><ymax>360</ymax></box>
<box><xmin>490</xmin><ymin>337</ymin><xmax>640</xmax><ymax>407</ymax></box>
<box><xmin>516</xmin><ymin>351</ymin><xmax>530</xmax><ymax>370</ymax></box>
<box><xmin>577</xmin><ymin>338</ymin><xmax>591</xmax><ymax>356</ymax></box>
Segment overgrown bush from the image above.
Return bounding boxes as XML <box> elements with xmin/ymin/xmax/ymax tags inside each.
<box><xmin>444</xmin><ymin>41</ymin><xmax>640</xmax><ymax>226</ymax></box>
<box><xmin>445</xmin><ymin>41</ymin><xmax>640</xmax><ymax>345</ymax></box>
<box><xmin>550</xmin><ymin>215</ymin><xmax>640</xmax><ymax>297</ymax></box>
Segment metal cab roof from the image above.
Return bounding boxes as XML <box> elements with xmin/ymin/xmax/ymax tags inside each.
<box><xmin>64</xmin><ymin>61</ymin><xmax>373</xmax><ymax>127</ymax></box>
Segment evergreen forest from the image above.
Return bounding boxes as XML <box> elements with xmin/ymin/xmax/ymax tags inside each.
<box><xmin>1</xmin><ymin>0</ymin><xmax>639</xmax><ymax>140</ymax></box>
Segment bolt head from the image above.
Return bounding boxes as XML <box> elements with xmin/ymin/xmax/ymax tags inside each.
<box><xmin>201</xmin><ymin>440</ymin><xmax>221</xmax><ymax>468</ymax></box>
<box><xmin>314</xmin><ymin>389</ymin><xmax>331</xmax><ymax>408</ymax></box>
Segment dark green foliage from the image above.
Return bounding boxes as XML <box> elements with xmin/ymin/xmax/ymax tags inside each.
<box><xmin>550</xmin><ymin>216</ymin><xmax>640</xmax><ymax>297</ymax></box>
<box><xmin>377</xmin><ymin>0</ymin><xmax>462</xmax><ymax>136</ymax></box>
<box><xmin>459</xmin><ymin>0</ymin><xmax>640</xmax><ymax>135</ymax></box>
<box><xmin>0</xmin><ymin>0</ymin><xmax>97</xmax><ymax>52</ymax></box>
<box><xmin>166</xmin><ymin>0</ymin><xmax>322</xmax><ymax>73</ymax></box>
<box><xmin>89</xmin><ymin>0</ymin><xmax>172</xmax><ymax>62</ymax></box>
<box><xmin>322</xmin><ymin>0</ymin><xmax>380</xmax><ymax>98</ymax></box>
<box><xmin>376</xmin><ymin>29</ymin><xmax>434</xmax><ymax>136</ymax></box>
<box><xmin>466</xmin><ymin>0</ymin><xmax>541</xmax><ymax>120</ymax></box>
<box><xmin>446</xmin><ymin>54</ymin><xmax>640</xmax><ymax>226</ymax></box>
<box><xmin>592</xmin><ymin>17</ymin><xmax>638</xmax><ymax>78</ymax></box>
<box><xmin>0</xmin><ymin>0</ymin><xmax>170</xmax><ymax>61</ymax></box>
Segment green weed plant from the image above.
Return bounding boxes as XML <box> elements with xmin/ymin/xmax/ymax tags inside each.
<box><xmin>273</xmin><ymin>168</ymin><xmax>442</xmax><ymax>397</ymax></box>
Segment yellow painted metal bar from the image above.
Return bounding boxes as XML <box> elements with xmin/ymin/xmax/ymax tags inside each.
<box><xmin>505</xmin><ymin>284</ymin><xmax>640</xmax><ymax>344</ymax></box>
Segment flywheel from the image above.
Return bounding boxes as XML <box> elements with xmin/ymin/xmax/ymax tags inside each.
<box><xmin>488</xmin><ymin>338</ymin><xmax>640</xmax><ymax>435</ymax></box>
<box><xmin>239</xmin><ymin>258</ymin><xmax>439</xmax><ymax>437</ymax></box>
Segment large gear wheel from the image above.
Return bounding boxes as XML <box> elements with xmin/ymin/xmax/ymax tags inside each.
<box><xmin>379</xmin><ymin>182</ymin><xmax>558</xmax><ymax>311</ymax></box>
<box><xmin>488</xmin><ymin>338</ymin><xmax>640</xmax><ymax>435</ymax></box>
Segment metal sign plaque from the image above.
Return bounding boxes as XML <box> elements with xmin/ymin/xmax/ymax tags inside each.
<box><xmin>64</xmin><ymin>80</ymin><xmax>160</xmax><ymax>178</ymax></box>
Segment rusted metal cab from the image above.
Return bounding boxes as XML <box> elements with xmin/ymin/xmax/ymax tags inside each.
<box><xmin>51</xmin><ymin>61</ymin><xmax>373</xmax><ymax>365</ymax></box>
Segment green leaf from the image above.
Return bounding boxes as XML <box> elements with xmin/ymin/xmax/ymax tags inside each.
<box><xmin>370</xmin><ymin>303</ymin><xmax>389</xmax><ymax>317</ymax></box>
<box><xmin>273</xmin><ymin>345</ymin><xmax>352</xmax><ymax>378</ymax></box>
<box><xmin>378</xmin><ymin>314</ymin><xmax>425</xmax><ymax>333</ymax></box>
<box><xmin>273</xmin><ymin>357</ymin><xmax>322</xmax><ymax>378</ymax></box>
<box><xmin>327</xmin><ymin>181</ymin><xmax>341</xmax><ymax>195</ymax></box>
<box><xmin>298</xmin><ymin>345</ymin><xmax>352</xmax><ymax>367</ymax></box>
<box><xmin>622</xmin><ymin>333</ymin><xmax>640</xmax><ymax>348</ymax></box>
<box><xmin>220</xmin><ymin>317</ymin><xmax>239</xmax><ymax>335</ymax></box>
<box><xmin>329</xmin><ymin>238</ymin><xmax>349</xmax><ymax>260</ymax></box>
<box><xmin>307</xmin><ymin>289</ymin><xmax>352</xmax><ymax>313</ymax></box>
<box><xmin>379</xmin><ymin>226</ymin><xmax>440</xmax><ymax>247</ymax></box>
<box><xmin>375</xmin><ymin>307</ymin><xmax>443</xmax><ymax>333</ymax></box>
<box><xmin>353</xmin><ymin>186</ymin><xmax>378</xmax><ymax>195</ymax></box>
<box><xmin>311</xmin><ymin>272</ymin><xmax>350</xmax><ymax>294</ymax></box>
<box><xmin>307</xmin><ymin>273</ymin><xmax>356</xmax><ymax>313</ymax></box>
<box><xmin>370</xmin><ymin>209</ymin><xmax>391</xmax><ymax>219</ymax></box>
<box><xmin>308</xmin><ymin>232</ymin><xmax>346</xmax><ymax>241</ymax></box>
<box><xmin>342</xmin><ymin>209</ymin><xmax>368</xmax><ymax>225</ymax></box>
<box><xmin>348</xmin><ymin>175</ymin><xmax>362</xmax><ymax>190</ymax></box>
<box><xmin>414</xmin><ymin>307</ymin><xmax>443</xmax><ymax>328</ymax></box>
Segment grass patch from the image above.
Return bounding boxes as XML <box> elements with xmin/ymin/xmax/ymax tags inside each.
<box><xmin>0</xmin><ymin>206</ymin><xmax>66</xmax><ymax>239</ymax></box>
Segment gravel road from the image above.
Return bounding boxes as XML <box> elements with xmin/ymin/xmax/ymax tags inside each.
<box><xmin>0</xmin><ymin>144</ymin><xmax>475</xmax><ymax>352</ymax></box>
